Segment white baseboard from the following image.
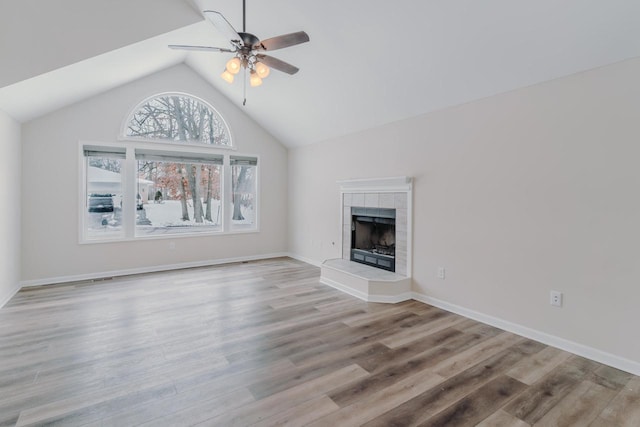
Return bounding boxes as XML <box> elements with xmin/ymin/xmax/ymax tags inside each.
<box><xmin>320</xmin><ymin>277</ymin><xmax>413</xmax><ymax>304</ymax></box>
<box><xmin>286</xmin><ymin>253</ymin><xmax>323</xmax><ymax>267</ymax></box>
<box><xmin>20</xmin><ymin>252</ymin><xmax>289</xmax><ymax>288</ymax></box>
<box><xmin>0</xmin><ymin>283</ymin><xmax>21</xmax><ymax>309</ymax></box>
<box><xmin>413</xmin><ymin>292</ymin><xmax>640</xmax><ymax>377</ymax></box>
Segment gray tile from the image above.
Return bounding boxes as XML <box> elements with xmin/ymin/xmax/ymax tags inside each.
<box><xmin>352</xmin><ymin>193</ymin><xmax>365</xmax><ymax>207</ymax></box>
<box><xmin>343</xmin><ymin>207</ymin><xmax>351</xmax><ymax>225</ymax></box>
<box><xmin>396</xmin><ymin>208</ymin><xmax>408</xmax><ymax>223</ymax></box>
<box><xmin>343</xmin><ymin>193</ymin><xmax>353</xmax><ymax>207</ymax></box>
<box><xmin>395</xmin><ymin>192</ymin><xmax>408</xmax><ymax>209</ymax></box>
<box><xmin>364</xmin><ymin>193</ymin><xmax>379</xmax><ymax>207</ymax></box>
<box><xmin>379</xmin><ymin>193</ymin><xmax>395</xmax><ymax>208</ymax></box>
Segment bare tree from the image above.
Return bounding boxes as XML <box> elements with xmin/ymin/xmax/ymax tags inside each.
<box><xmin>89</xmin><ymin>158</ymin><xmax>121</xmax><ymax>173</ymax></box>
<box><xmin>232</xmin><ymin>166</ymin><xmax>254</xmax><ymax>221</ymax></box>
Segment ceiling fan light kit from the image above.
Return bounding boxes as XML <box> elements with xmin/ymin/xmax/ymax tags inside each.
<box><xmin>220</xmin><ymin>69</ymin><xmax>235</xmax><ymax>83</ymax></box>
<box><xmin>249</xmin><ymin>70</ymin><xmax>263</xmax><ymax>87</ymax></box>
<box><xmin>225</xmin><ymin>57</ymin><xmax>242</xmax><ymax>75</ymax></box>
<box><xmin>255</xmin><ymin>62</ymin><xmax>270</xmax><ymax>78</ymax></box>
<box><xmin>169</xmin><ymin>0</ymin><xmax>309</xmax><ymax>99</ymax></box>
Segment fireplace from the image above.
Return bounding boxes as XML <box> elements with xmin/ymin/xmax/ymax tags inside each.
<box><xmin>350</xmin><ymin>207</ymin><xmax>396</xmax><ymax>272</ymax></box>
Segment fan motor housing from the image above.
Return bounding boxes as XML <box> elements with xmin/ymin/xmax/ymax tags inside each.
<box><xmin>238</xmin><ymin>32</ymin><xmax>260</xmax><ymax>50</ymax></box>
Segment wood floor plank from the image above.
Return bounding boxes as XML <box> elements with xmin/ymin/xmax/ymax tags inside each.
<box><xmin>379</xmin><ymin>311</ymin><xmax>467</xmax><ymax>348</ymax></box>
<box><xmin>0</xmin><ymin>257</ymin><xmax>635</xmax><ymax>427</ymax></box>
<box><xmin>249</xmin><ymin>395</ymin><xmax>339</xmax><ymax>427</ymax></box>
<box><xmin>308</xmin><ymin>368</ymin><xmax>445</xmax><ymax>427</ymax></box>
<box><xmin>362</xmin><ymin>340</ymin><xmax>540</xmax><ymax>426</ymax></box>
<box><xmin>15</xmin><ymin>379</ymin><xmax>177</xmax><ymax>426</ymax></box>
<box><xmin>102</xmin><ymin>386</ymin><xmax>255</xmax><ymax>427</ymax></box>
<box><xmin>506</xmin><ymin>346</ymin><xmax>573</xmax><ymax>385</ymax></box>
<box><xmin>503</xmin><ymin>355</ymin><xmax>600</xmax><ymax>425</ymax></box>
<box><xmin>328</xmin><ymin>329</ymin><xmax>487</xmax><ymax>407</ymax></box>
<box><xmin>590</xmin><ymin>376</ymin><xmax>640</xmax><ymax>427</ymax></box>
<box><xmin>354</xmin><ymin>327</ymin><xmax>469</xmax><ymax>373</ymax></box>
<box><xmin>532</xmin><ymin>380</ymin><xmax>617</xmax><ymax>426</ymax></box>
<box><xmin>172</xmin><ymin>357</ymin><xmax>296</xmax><ymax>395</ymax></box>
<box><xmin>201</xmin><ymin>364</ymin><xmax>369</xmax><ymax>426</ymax></box>
<box><xmin>589</xmin><ymin>364</ymin><xmax>635</xmax><ymax>391</ymax></box>
<box><xmin>476</xmin><ymin>409</ymin><xmax>531</xmax><ymax>427</ymax></box>
<box><xmin>453</xmin><ymin>318</ymin><xmax>504</xmax><ymax>338</ymax></box>
<box><xmin>418</xmin><ymin>375</ymin><xmax>527</xmax><ymax>426</ymax></box>
<box><xmin>431</xmin><ymin>332</ymin><xmax>524</xmax><ymax>378</ymax></box>
<box><xmin>340</xmin><ymin>303</ymin><xmax>413</xmax><ymax>327</ymax></box>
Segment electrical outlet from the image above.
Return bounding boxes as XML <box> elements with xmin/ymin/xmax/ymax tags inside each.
<box><xmin>437</xmin><ymin>267</ymin><xmax>445</xmax><ymax>280</ymax></box>
<box><xmin>169</xmin><ymin>241</ymin><xmax>176</xmax><ymax>251</ymax></box>
<box><xmin>550</xmin><ymin>291</ymin><xmax>563</xmax><ymax>307</ymax></box>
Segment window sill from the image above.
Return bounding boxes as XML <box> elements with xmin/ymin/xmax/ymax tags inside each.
<box><xmin>79</xmin><ymin>228</ymin><xmax>259</xmax><ymax>245</ymax></box>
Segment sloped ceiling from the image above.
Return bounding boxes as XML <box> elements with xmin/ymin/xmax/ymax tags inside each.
<box><xmin>1</xmin><ymin>0</ymin><xmax>640</xmax><ymax>147</ymax></box>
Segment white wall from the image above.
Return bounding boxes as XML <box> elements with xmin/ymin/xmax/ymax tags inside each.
<box><xmin>21</xmin><ymin>64</ymin><xmax>288</xmax><ymax>283</ymax></box>
<box><xmin>289</xmin><ymin>57</ymin><xmax>640</xmax><ymax>368</ymax></box>
<box><xmin>0</xmin><ymin>110</ymin><xmax>21</xmax><ymax>307</ymax></box>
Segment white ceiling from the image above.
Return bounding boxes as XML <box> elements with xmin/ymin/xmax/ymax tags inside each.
<box><xmin>2</xmin><ymin>0</ymin><xmax>640</xmax><ymax>147</ymax></box>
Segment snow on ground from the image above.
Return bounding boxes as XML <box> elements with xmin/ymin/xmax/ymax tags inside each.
<box><xmin>139</xmin><ymin>199</ymin><xmax>255</xmax><ymax>235</ymax></box>
<box><xmin>144</xmin><ymin>200</ymin><xmax>222</xmax><ymax>227</ymax></box>
<box><xmin>86</xmin><ymin>199</ymin><xmax>255</xmax><ymax>239</ymax></box>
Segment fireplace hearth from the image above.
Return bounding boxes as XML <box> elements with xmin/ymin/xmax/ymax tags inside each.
<box><xmin>323</xmin><ymin>177</ymin><xmax>412</xmax><ymax>303</ymax></box>
<box><xmin>350</xmin><ymin>207</ymin><xmax>396</xmax><ymax>272</ymax></box>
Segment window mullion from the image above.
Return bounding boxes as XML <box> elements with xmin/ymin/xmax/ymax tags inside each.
<box><xmin>123</xmin><ymin>148</ymin><xmax>136</xmax><ymax>238</ymax></box>
<box><xmin>223</xmin><ymin>154</ymin><xmax>232</xmax><ymax>232</ymax></box>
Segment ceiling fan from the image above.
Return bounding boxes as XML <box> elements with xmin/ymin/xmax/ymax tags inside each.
<box><xmin>169</xmin><ymin>0</ymin><xmax>309</xmax><ymax>102</ymax></box>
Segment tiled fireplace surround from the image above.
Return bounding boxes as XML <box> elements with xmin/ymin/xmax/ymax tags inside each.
<box><xmin>343</xmin><ymin>192</ymin><xmax>409</xmax><ymax>276</ymax></box>
<box><xmin>320</xmin><ymin>177</ymin><xmax>412</xmax><ymax>303</ymax></box>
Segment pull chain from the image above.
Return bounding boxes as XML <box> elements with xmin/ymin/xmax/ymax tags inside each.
<box><xmin>243</xmin><ymin>67</ymin><xmax>247</xmax><ymax>106</ymax></box>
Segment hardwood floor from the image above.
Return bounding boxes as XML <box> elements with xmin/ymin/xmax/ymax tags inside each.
<box><xmin>1</xmin><ymin>257</ymin><xmax>638</xmax><ymax>426</ymax></box>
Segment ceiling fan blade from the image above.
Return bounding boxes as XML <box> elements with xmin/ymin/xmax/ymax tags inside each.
<box><xmin>168</xmin><ymin>44</ymin><xmax>235</xmax><ymax>53</ymax></box>
<box><xmin>203</xmin><ymin>10</ymin><xmax>242</xmax><ymax>45</ymax></box>
<box><xmin>255</xmin><ymin>31</ymin><xmax>310</xmax><ymax>51</ymax></box>
<box><xmin>256</xmin><ymin>54</ymin><xmax>300</xmax><ymax>75</ymax></box>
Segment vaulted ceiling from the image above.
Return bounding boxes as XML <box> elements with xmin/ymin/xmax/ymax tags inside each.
<box><xmin>2</xmin><ymin>0</ymin><xmax>640</xmax><ymax>147</ymax></box>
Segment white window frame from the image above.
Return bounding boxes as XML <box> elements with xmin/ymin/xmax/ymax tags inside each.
<box><xmin>79</xmin><ymin>140</ymin><xmax>260</xmax><ymax>244</ymax></box>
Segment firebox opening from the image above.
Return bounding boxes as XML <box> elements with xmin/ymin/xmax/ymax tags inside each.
<box><xmin>350</xmin><ymin>207</ymin><xmax>396</xmax><ymax>272</ymax></box>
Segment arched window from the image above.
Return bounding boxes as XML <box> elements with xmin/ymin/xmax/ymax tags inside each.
<box><xmin>124</xmin><ymin>93</ymin><xmax>231</xmax><ymax>147</ymax></box>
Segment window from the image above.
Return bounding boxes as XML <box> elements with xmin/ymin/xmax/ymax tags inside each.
<box><xmin>82</xmin><ymin>147</ymin><xmax>258</xmax><ymax>241</ymax></box>
<box><xmin>231</xmin><ymin>156</ymin><xmax>258</xmax><ymax>230</ymax></box>
<box><xmin>124</xmin><ymin>93</ymin><xmax>231</xmax><ymax>147</ymax></box>
<box><xmin>135</xmin><ymin>150</ymin><xmax>223</xmax><ymax>236</ymax></box>
<box><xmin>84</xmin><ymin>147</ymin><xmax>125</xmax><ymax>241</ymax></box>
<box><xmin>81</xmin><ymin>93</ymin><xmax>258</xmax><ymax>242</ymax></box>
